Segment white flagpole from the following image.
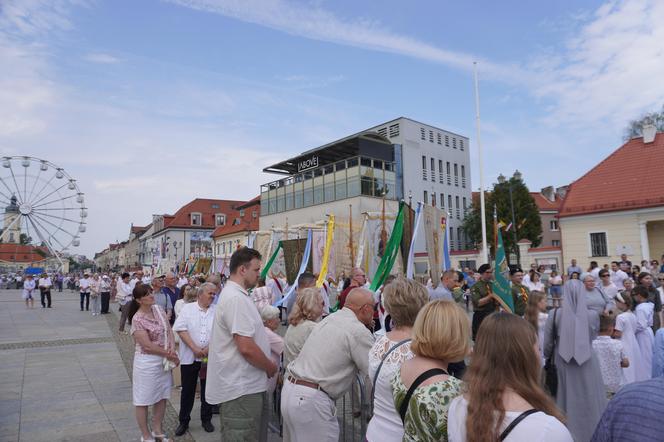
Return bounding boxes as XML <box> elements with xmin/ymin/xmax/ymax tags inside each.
<box><xmin>474</xmin><ymin>61</ymin><xmax>489</xmax><ymax>264</ymax></box>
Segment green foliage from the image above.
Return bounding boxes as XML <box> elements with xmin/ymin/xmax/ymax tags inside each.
<box><xmin>624</xmin><ymin>104</ymin><xmax>664</xmax><ymax>140</ymax></box>
<box><xmin>462</xmin><ymin>175</ymin><xmax>542</xmax><ymax>260</ymax></box>
<box><xmin>19</xmin><ymin>233</ymin><xmax>32</xmax><ymax>245</ymax></box>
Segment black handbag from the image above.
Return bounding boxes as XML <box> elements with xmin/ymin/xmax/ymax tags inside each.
<box><xmin>544</xmin><ymin>308</ymin><xmax>558</xmax><ymax>396</ymax></box>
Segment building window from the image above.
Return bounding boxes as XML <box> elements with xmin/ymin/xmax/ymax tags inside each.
<box><xmin>438</xmin><ymin>160</ymin><xmax>443</xmax><ymax>183</ymax></box>
<box><xmin>239</xmin><ymin>209</ymin><xmax>245</xmax><ymax>217</ymax></box>
<box><xmin>550</xmin><ymin>220</ymin><xmax>559</xmax><ymax>231</ymax></box>
<box><xmin>552</xmin><ymin>240</ymin><xmax>561</xmax><ymax>247</ymax></box>
<box><xmin>211</xmin><ymin>203</ymin><xmax>220</xmax><ymax>209</ymax></box>
<box><xmin>252</xmin><ymin>210</ymin><xmax>257</xmax><ymax>218</ymax></box>
<box><xmin>422</xmin><ymin>155</ymin><xmax>427</xmax><ymax>180</ymax></box>
<box><xmin>378</xmin><ymin>127</ymin><xmax>387</xmax><ymax>138</ymax></box>
<box><xmin>455</xmin><ymin>196</ymin><xmax>460</xmax><ymax>219</ymax></box>
<box><xmin>454</xmin><ymin>163</ymin><xmax>459</xmax><ymax>186</ymax></box>
<box><xmin>448</xmin><ymin>195</ymin><xmax>452</xmax><ymax>210</ymax></box>
<box><xmin>446</xmin><ymin>162</ymin><xmax>451</xmax><ymax>185</ymax></box>
<box><xmin>461</xmin><ymin>165</ymin><xmax>466</xmax><ymax>188</ymax></box>
<box><xmin>590</xmin><ymin>232</ymin><xmax>608</xmax><ymax>257</ymax></box>
<box><xmin>420</xmin><ymin>128</ymin><xmax>425</xmax><ymax>140</ymax></box>
<box><xmin>429</xmin><ymin>130</ymin><xmax>434</xmax><ymax>143</ymax></box>
<box><xmin>453</xmin><ymin>138</ymin><xmax>457</xmax><ymax>149</ymax></box>
<box><xmin>430</xmin><ymin>158</ymin><xmax>435</xmax><ymax>182</ymax></box>
<box><xmin>437</xmin><ymin>133</ymin><xmax>442</xmax><ymax>144</ymax></box>
<box><xmin>431</xmin><ymin>192</ymin><xmax>436</xmax><ymax>206</ymax></box>
<box><xmin>440</xmin><ymin>193</ymin><xmax>444</xmax><ymax>208</ymax></box>
<box><xmin>215</xmin><ymin>214</ymin><xmax>226</xmax><ymax>226</ymax></box>
<box><xmin>389</xmin><ymin>124</ymin><xmax>400</xmax><ymax>138</ymax></box>
<box><xmin>191</xmin><ymin>212</ymin><xmax>202</xmax><ymax>226</ymax></box>
<box><xmin>462</xmin><ymin>197</ymin><xmax>467</xmax><ymax>211</ymax></box>
<box><xmin>445</xmin><ymin>135</ymin><xmax>449</xmax><ymax>147</ymax></box>
<box><xmin>423</xmin><ymin>190</ymin><xmax>428</xmax><ymax>205</ymax></box>
<box><xmin>450</xmin><ymin>228</ymin><xmax>455</xmax><ymax>251</ymax></box>
<box><xmin>460</xmin><ymin>139</ymin><xmax>464</xmax><ymax>151</ymax></box>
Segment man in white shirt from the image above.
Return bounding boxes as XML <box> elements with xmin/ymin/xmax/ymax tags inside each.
<box><xmin>116</xmin><ymin>272</ymin><xmax>133</xmax><ymax>333</ymax></box>
<box><xmin>79</xmin><ymin>273</ymin><xmax>91</xmax><ymax>311</ymax></box>
<box><xmin>282</xmin><ymin>288</ymin><xmax>375</xmax><ymax>441</ymax></box>
<box><xmin>38</xmin><ymin>273</ymin><xmax>52</xmax><ymax>308</ymax></box>
<box><xmin>173</xmin><ymin>282</ymin><xmax>217</xmax><ymax>436</ymax></box>
<box><xmin>206</xmin><ymin>248</ymin><xmax>276</xmax><ymax>442</ymax></box>
<box><xmin>589</xmin><ymin>261</ymin><xmax>601</xmax><ymax>285</ymax></box>
<box><xmin>610</xmin><ymin>261</ymin><xmax>628</xmax><ymax>289</ymax></box>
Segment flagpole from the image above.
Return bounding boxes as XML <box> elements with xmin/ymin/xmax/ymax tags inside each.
<box><xmin>474</xmin><ymin>61</ymin><xmax>489</xmax><ymax>264</ymax></box>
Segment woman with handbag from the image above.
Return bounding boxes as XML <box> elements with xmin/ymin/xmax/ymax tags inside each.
<box><xmin>448</xmin><ymin>313</ymin><xmax>571</xmax><ymax>442</ymax></box>
<box><xmin>544</xmin><ymin>280</ymin><xmax>607</xmax><ymax>442</ymax></box>
<box><xmin>366</xmin><ymin>277</ymin><xmax>429</xmax><ymax>442</ymax></box>
<box><xmin>129</xmin><ymin>283</ymin><xmax>179</xmax><ymax>442</ymax></box>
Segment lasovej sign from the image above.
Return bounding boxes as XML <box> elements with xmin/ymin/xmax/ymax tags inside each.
<box><xmin>297</xmin><ymin>155</ymin><xmax>319</xmax><ymax>173</ymax></box>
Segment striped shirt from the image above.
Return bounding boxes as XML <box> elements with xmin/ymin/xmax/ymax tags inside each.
<box><xmin>591</xmin><ymin>376</ymin><xmax>664</xmax><ymax>441</ymax></box>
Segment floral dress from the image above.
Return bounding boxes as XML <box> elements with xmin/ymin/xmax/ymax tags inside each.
<box><xmin>391</xmin><ymin>371</ymin><xmax>463</xmax><ymax>441</ymax></box>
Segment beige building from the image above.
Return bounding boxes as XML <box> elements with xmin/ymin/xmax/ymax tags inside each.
<box><xmin>559</xmin><ymin>127</ymin><xmax>664</xmax><ymax>269</ymax></box>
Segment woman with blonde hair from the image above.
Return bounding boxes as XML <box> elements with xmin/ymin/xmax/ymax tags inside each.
<box><xmin>283</xmin><ymin>287</ymin><xmax>324</xmax><ymax>366</ymax></box>
<box><xmin>448</xmin><ymin>313</ymin><xmax>571</xmax><ymax>442</ymax></box>
<box><xmin>391</xmin><ymin>300</ymin><xmax>470</xmax><ymax>441</ymax></box>
<box><xmin>366</xmin><ymin>277</ymin><xmax>429</xmax><ymax>442</ymax></box>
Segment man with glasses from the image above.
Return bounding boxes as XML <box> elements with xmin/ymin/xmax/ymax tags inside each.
<box><xmin>470</xmin><ymin>264</ymin><xmax>498</xmax><ymax>340</ymax></box>
<box><xmin>338</xmin><ymin>267</ymin><xmax>367</xmax><ymax>309</ymax></box>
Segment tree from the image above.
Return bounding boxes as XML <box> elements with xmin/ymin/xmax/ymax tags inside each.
<box><xmin>624</xmin><ymin>105</ymin><xmax>664</xmax><ymax>140</ymax></box>
<box><xmin>19</xmin><ymin>233</ymin><xmax>32</xmax><ymax>245</ymax></box>
<box><xmin>463</xmin><ymin>172</ymin><xmax>542</xmax><ymax>263</ymax></box>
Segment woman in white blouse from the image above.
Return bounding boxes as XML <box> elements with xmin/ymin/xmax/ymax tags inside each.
<box><xmin>448</xmin><ymin>313</ymin><xmax>571</xmax><ymax>442</ymax></box>
<box><xmin>282</xmin><ymin>287</ymin><xmax>324</xmax><ymax>367</ymax></box>
<box><xmin>366</xmin><ymin>277</ymin><xmax>429</xmax><ymax>442</ymax></box>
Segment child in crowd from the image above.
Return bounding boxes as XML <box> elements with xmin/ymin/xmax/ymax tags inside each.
<box><xmin>632</xmin><ymin>286</ymin><xmax>655</xmax><ymax>378</ymax></box>
<box><xmin>524</xmin><ymin>290</ymin><xmax>548</xmax><ymax>365</ymax></box>
<box><xmin>613</xmin><ymin>292</ymin><xmax>646</xmax><ymax>382</ymax></box>
<box><xmin>592</xmin><ymin>313</ymin><xmax>629</xmax><ymax>398</ymax></box>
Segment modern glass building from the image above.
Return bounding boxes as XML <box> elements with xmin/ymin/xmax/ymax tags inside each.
<box><xmin>260</xmin><ymin>133</ymin><xmax>402</xmax><ymax>216</ymax></box>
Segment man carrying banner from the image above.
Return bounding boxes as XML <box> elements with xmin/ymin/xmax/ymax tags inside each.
<box><xmin>470</xmin><ymin>264</ymin><xmax>498</xmax><ymax>340</ymax></box>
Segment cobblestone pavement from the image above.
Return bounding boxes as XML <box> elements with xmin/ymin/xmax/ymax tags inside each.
<box><xmin>0</xmin><ymin>289</ymin><xmax>283</xmax><ymax>442</ymax></box>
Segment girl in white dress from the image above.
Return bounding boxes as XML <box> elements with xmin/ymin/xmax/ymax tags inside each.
<box><xmin>633</xmin><ymin>286</ymin><xmax>655</xmax><ymax>380</ymax></box>
<box><xmin>613</xmin><ymin>292</ymin><xmax>645</xmax><ymax>382</ymax></box>
<box><xmin>22</xmin><ymin>274</ymin><xmax>36</xmax><ymax>308</ymax></box>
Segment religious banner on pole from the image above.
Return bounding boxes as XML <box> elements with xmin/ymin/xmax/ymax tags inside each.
<box><xmin>282</xmin><ymin>238</ymin><xmax>313</xmax><ymax>285</ymax></box>
<box><xmin>423</xmin><ymin>205</ymin><xmax>445</xmax><ymax>288</ymax></box>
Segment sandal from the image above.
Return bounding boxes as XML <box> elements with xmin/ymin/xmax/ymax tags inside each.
<box><xmin>140</xmin><ymin>438</ymin><xmax>155</xmax><ymax>442</ymax></box>
<box><xmin>151</xmin><ymin>431</ymin><xmax>170</xmax><ymax>442</ymax></box>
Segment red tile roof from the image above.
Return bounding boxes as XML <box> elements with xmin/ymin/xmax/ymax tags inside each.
<box><xmin>212</xmin><ymin>197</ymin><xmax>260</xmax><ymax>238</ymax></box>
<box><xmin>559</xmin><ymin>132</ymin><xmax>664</xmax><ymax>217</ymax></box>
<box><xmin>0</xmin><ymin>244</ymin><xmax>49</xmax><ymax>263</ymax></box>
<box><xmin>159</xmin><ymin>198</ymin><xmax>247</xmax><ymax>230</ymax></box>
<box><xmin>530</xmin><ymin>193</ymin><xmax>563</xmax><ymax>211</ymax></box>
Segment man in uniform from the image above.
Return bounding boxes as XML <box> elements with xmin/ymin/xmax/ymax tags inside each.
<box><xmin>470</xmin><ymin>264</ymin><xmax>497</xmax><ymax>340</ymax></box>
<box><xmin>509</xmin><ymin>266</ymin><xmax>529</xmax><ymax>317</ymax></box>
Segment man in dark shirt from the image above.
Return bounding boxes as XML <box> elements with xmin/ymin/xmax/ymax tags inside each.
<box><xmin>591</xmin><ymin>376</ymin><xmax>664</xmax><ymax>441</ymax></box>
<box><xmin>510</xmin><ymin>266</ymin><xmax>529</xmax><ymax>317</ymax></box>
<box><xmin>470</xmin><ymin>264</ymin><xmax>497</xmax><ymax>340</ymax></box>
<box><xmin>162</xmin><ymin>271</ymin><xmax>180</xmax><ymax>325</ymax></box>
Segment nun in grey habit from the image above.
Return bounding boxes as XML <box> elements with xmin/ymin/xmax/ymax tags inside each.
<box><xmin>544</xmin><ymin>279</ymin><xmax>607</xmax><ymax>442</ymax></box>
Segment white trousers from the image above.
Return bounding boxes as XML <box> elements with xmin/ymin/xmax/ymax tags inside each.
<box><xmin>281</xmin><ymin>380</ymin><xmax>338</xmax><ymax>442</ymax></box>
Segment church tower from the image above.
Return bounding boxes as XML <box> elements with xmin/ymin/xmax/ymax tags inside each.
<box><xmin>1</xmin><ymin>195</ymin><xmax>21</xmax><ymax>244</ymax></box>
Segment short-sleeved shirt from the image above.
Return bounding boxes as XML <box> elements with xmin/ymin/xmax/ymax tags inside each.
<box><xmin>205</xmin><ymin>280</ymin><xmax>270</xmax><ymax>404</ymax></box>
<box><xmin>592</xmin><ymin>336</ymin><xmax>626</xmax><ymax>393</ymax></box>
<box><xmin>173</xmin><ymin>301</ymin><xmax>216</xmax><ymax>365</ymax></box>
<box><xmin>130</xmin><ymin>305</ymin><xmax>171</xmax><ymax>355</ymax></box>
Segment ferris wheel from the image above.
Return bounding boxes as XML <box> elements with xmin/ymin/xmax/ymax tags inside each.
<box><xmin>0</xmin><ymin>156</ymin><xmax>87</xmax><ymax>267</ymax></box>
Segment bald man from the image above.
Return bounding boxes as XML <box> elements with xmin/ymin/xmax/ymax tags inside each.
<box><xmin>282</xmin><ymin>288</ymin><xmax>374</xmax><ymax>441</ymax></box>
<box><xmin>338</xmin><ymin>267</ymin><xmax>367</xmax><ymax>309</ymax></box>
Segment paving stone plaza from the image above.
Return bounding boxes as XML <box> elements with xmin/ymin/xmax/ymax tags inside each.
<box><xmin>0</xmin><ymin>289</ymin><xmax>226</xmax><ymax>442</ymax></box>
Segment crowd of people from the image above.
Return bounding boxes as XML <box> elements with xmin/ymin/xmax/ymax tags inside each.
<box><xmin>10</xmin><ymin>247</ymin><xmax>664</xmax><ymax>441</ymax></box>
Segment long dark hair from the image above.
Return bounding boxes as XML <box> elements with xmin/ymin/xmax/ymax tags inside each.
<box><xmin>465</xmin><ymin>313</ymin><xmax>564</xmax><ymax>442</ymax></box>
<box><xmin>128</xmin><ymin>283</ymin><xmax>153</xmax><ymax>324</ymax></box>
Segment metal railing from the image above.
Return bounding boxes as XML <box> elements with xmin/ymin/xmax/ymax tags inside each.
<box><xmin>268</xmin><ymin>372</ymin><xmax>372</xmax><ymax>441</ymax></box>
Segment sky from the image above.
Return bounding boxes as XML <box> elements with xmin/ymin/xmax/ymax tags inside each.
<box><xmin>1</xmin><ymin>0</ymin><xmax>663</xmax><ymax>258</ymax></box>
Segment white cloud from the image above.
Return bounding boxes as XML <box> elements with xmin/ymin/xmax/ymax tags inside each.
<box><xmin>84</xmin><ymin>52</ymin><xmax>122</xmax><ymax>64</ymax></box>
